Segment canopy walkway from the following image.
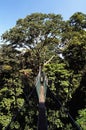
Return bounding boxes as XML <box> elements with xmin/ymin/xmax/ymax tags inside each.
<box><xmin>5</xmin><ymin>67</ymin><xmax>82</xmax><ymax>130</ymax></box>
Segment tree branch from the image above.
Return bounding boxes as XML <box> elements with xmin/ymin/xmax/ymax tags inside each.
<box><xmin>44</xmin><ymin>55</ymin><xmax>55</xmax><ymax>66</ymax></box>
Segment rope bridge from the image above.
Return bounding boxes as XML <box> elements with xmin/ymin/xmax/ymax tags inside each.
<box><xmin>5</xmin><ymin>67</ymin><xmax>82</xmax><ymax>130</ymax></box>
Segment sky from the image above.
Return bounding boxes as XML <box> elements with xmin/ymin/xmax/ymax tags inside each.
<box><xmin>0</xmin><ymin>0</ymin><xmax>86</xmax><ymax>42</ymax></box>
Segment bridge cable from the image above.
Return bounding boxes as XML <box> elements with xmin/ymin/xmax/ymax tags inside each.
<box><xmin>48</xmin><ymin>87</ymin><xmax>82</xmax><ymax>130</ymax></box>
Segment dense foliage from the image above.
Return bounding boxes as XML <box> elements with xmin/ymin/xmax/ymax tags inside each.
<box><xmin>0</xmin><ymin>12</ymin><xmax>86</xmax><ymax>130</ymax></box>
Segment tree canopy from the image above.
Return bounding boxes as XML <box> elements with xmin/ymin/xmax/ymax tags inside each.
<box><xmin>0</xmin><ymin>12</ymin><xmax>86</xmax><ymax>130</ymax></box>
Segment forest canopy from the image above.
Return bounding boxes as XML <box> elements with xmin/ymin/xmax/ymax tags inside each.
<box><xmin>0</xmin><ymin>12</ymin><xmax>86</xmax><ymax>130</ymax></box>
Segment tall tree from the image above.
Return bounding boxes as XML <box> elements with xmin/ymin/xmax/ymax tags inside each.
<box><xmin>1</xmin><ymin>12</ymin><xmax>86</xmax><ymax>130</ymax></box>
<box><xmin>2</xmin><ymin>13</ymin><xmax>64</xmax><ymax>70</ymax></box>
<box><xmin>61</xmin><ymin>12</ymin><xmax>86</xmax><ymax>129</ymax></box>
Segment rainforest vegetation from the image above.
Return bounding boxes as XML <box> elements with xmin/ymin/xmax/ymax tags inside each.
<box><xmin>0</xmin><ymin>12</ymin><xmax>86</xmax><ymax>130</ymax></box>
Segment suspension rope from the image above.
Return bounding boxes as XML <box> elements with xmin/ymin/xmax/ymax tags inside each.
<box><xmin>48</xmin><ymin>87</ymin><xmax>82</xmax><ymax>130</ymax></box>
<box><xmin>5</xmin><ymin>67</ymin><xmax>42</xmax><ymax>130</ymax></box>
<box><xmin>36</xmin><ymin>67</ymin><xmax>82</xmax><ymax>130</ymax></box>
<box><xmin>35</xmin><ymin>66</ymin><xmax>48</xmax><ymax>100</ymax></box>
<box><xmin>4</xmin><ymin>67</ymin><xmax>82</xmax><ymax>130</ymax></box>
